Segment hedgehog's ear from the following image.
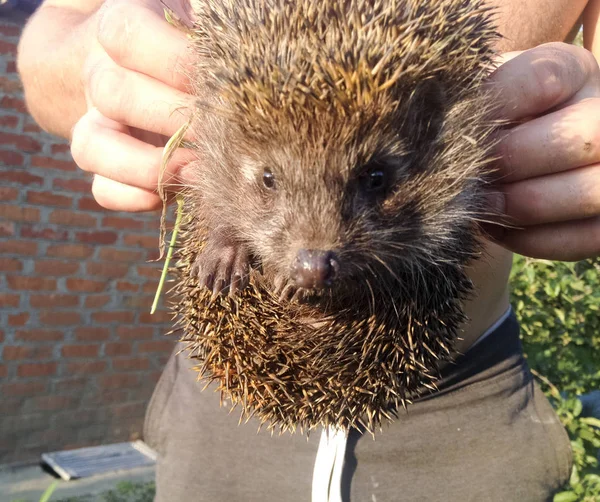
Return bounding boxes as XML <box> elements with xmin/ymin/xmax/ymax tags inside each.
<box><xmin>408</xmin><ymin>79</ymin><xmax>446</xmax><ymax>143</ymax></box>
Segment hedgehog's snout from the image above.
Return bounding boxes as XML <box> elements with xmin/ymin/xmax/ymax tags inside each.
<box><xmin>291</xmin><ymin>249</ymin><xmax>339</xmax><ymax>290</ymax></box>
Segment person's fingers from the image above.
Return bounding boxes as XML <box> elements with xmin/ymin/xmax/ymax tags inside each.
<box><xmin>498</xmin><ymin>97</ymin><xmax>600</xmax><ymax>182</ymax></box>
<box><xmin>496</xmin><ymin>162</ymin><xmax>600</xmax><ymax>226</ymax></box>
<box><xmin>490</xmin><ymin>216</ymin><xmax>600</xmax><ymax>262</ymax></box>
<box><xmin>71</xmin><ymin>107</ymin><xmax>195</xmax><ymax>190</ymax></box>
<box><xmin>488</xmin><ymin>42</ymin><xmax>600</xmax><ymax>121</ymax></box>
<box><xmin>84</xmin><ymin>50</ymin><xmax>194</xmax><ymax>139</ymax></box>
<box><xmin>97</xmin><ymin>0</ymin><xmax>193</xmax><ymax>92</ymax></box>
<box><xmin>92</xmin><ymin>175</ymin><xmax>162</xmax><ymax>212</ymax></box>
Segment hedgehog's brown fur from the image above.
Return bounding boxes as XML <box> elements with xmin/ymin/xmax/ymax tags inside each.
<box><xmin>169</xmin><ymin>0</ymin><xmax>501</xmax><ymax>433</ymax></box>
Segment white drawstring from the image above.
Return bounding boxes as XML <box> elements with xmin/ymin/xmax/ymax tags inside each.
<box><xmin>312</xmin><ymin>427</ymin><xmax>349</xmax><ymax>502</ymax></box>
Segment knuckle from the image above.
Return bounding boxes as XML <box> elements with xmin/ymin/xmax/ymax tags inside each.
<box><xmin>531</xmin><ymin>58</ymin><xmax>569</xmax><ymax>105</ymax></box>
<box><xmin>528</xmin><ymin>43</ymin><xmax>588</xmax><ymax>106</ymax></box>
<box><xmin>97</xmin><ymin>0</ymin><xmax>139</xmax><ymax>62</ymax></box>
<box><xmin>87</xmin><ymin>65</ymin><xmax>125</xmax><ymax>113</ymax></box>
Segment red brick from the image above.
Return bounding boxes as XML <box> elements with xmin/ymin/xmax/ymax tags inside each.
<box><xmin>75</xmin><ymin>327</ymin><xmax>110</xmax><ymax>342</ymax></box>
<box><xmin>53</xmin><ymin>377</ymin><xmax>88</xmax><ymax>392</ymax></box>
<box><xmin>2</xmin><ymin>381</ymin><xmax>47</xmax><ymax>396</ymax></box>
<box><xmin>0</xmin><ymin>96</ymin><xmax>27</xmax><ymax>114</ymax></box>
<box><xmin>110</xmin><ymin>402</ymin><xmax>147</xmax><ymax>419</ymax></box>
<box><xmin>116</xmin><ymin>281</ymin><xmax>139</xmax><ymax>292</ymax></box>
<box><xmin>6</xmin><ymin>275</ymin><xmax>56</xmax><ymax>291</ymax></box>
<box><xmin>0</xmin><ymin>240</ymin><xmax>37</xmax><ymax>255</ymax></box>
<box><xmin>92</xmin><ymin>311</ymin><xmax>134</xmax><ymax>323</ymax></box>
<box><xmin>0</xmin><ymin>76</ymin><xmax>21</xmax><ymax>93</ymax></box>
<box><xmin>15</xmin><ymin>329</ymin><xmax>63</xmax><ymax>342</ymax></box>
<box><xmin>61</xmin><ymin>344</ymin><xmax>99</xmax><ymax>358</ymax></box>
<box><xmin>0</xmin><ymin>257</ymin><xmax>22</xmax><ymax>271</ymax></box>
<box><xmin>6</xmin><ymin>60</ymin><xmax>17</xmax><ymax>73</ymax></box>
<box><xmin>86</xmin><ymin>262</ymin><xmax>129</xmax><ymax>277</ymax></box>
<box><xmin>146</xmin><ymin>248</ymin><xmax>161</xmax><ymax>261</ymax></box>
<box><xmin>30</xmin><ymin>294</ymin><xmax>79</xmax><ymax>308</ymax></box>
<box><xmin>77</xmin><ymin>196</ymin><xmax>105</xmax><ymax>212</ymax></box>
<box><xmin>49</xmin><ymin>209</ymin><xmax>96</xmax><ymax>227</ymax></box>
<box><xmin>0</xmin><ymin>187</ymin><xmax>18</xmax><ymax>201</ymax></box>
<box><xmin>102</xmin><ymin>216</ymin><xmax>145</xmax><ymax>230</ymax></box>
<box><xmin>0</xmin><ymin>25</ymin><xmax>21</xmax><ymax>37</ymax></box>
<box><xmin>136</xmin><ymin>265</ymin><xmax>161</xmax><ymax>278</ymax></box>
<box><xmin>0</xmin><ymin>221</ymin><xmax>14</xmax><ymax>236</ymax></box>
<box><xmin>0</xmin><ymin>39</ymin><xmax>17</xmax><ymax>51</ymax></box>
<box><xmin>84</xmin><ymin>295</ymin><xmax>110</xmax><ymax>308</ymax></box>
<box><xmin>105</xmin><ymin>342</ymin><xmax>132</xmax><ymax>356</ymax></box>
<box><xmin>0</xmin><ymin>149</ymin><xmax>24</xmax><ymax>165</ymax></box>
<box><xmin>0</xmin><ymin>293</ymin><xmax>20</xmax><ymax>307</ymax></box>
<box><xmin>47</xmin><ymin>243</ymin><xmax>94</xmax><ymax>259</ymax></box>
<box><xmin>100</xmin><ymin>374</ymin><xmax>140</xmax><ymax>389</ymax></box>
<box><xmin>116</xmin><ymin>326</ymin><xmax>155</xmax><ymax>340</ymax></box>
<box><xmin>66</xmin><ymin>361</ymin><xmax>107</xmax><ymax>374</ymax></box>
<box><xmin>0</xmin><ymin>365</ymin><xmax>7</xmax><ymax>378</ymax></box>
<box><xmin>8</xmin><ymin>312</ymin><xmax>29</xmax><ymax>326</ymax></box>
<box><xmin>139</xmin><ymin>310</ymin><xmax>172</xmax><ymax>324</ymax></box>
<box><xmin>0</xmin><ymin>204</ymin><xmax>40</xmax><ymax>222</ymax></box>
<box><xmin>142</xmin><ymin>281</ymin><xmax>160</xmax><ymax>294</ymax></box>
<box><xmin>124</xmin><ymin>295</ymin><xmax>154</xmax><ymax>309</ymax></box>
<box><xmin>99</xmin><ymin>248</ymin><xmax>144</xmax><ymax>262</ymax></box>
<box><xmin>39</xmin><ymin>311</ymin><xmax>81</xmax><ymax>325</ymax></box>
<box><xmin>21</xmin><ymin>225</ymin><xmax>69</xmax><ymax>241</ymax></box>
<box><xmin>76</xmin><ymin>230</ymin><xmax>117</xmax><ymax>244</ymax></box>
<box><xmin>53</xmin><ymin>178</ymin><xmax>92</xmax><ymax>193</ymax></box>
<box><xmin>112</xmin><ymin>358</ymin><xmax>150</xmax><ymax>371</ymax></box>
<box><xmin>0</xmin><ymin>114</ymin><xmax>19</xmax><ymax>129</ymax></box>
<box><xmin>123</xmin><ymin>233</ymin><xmax>158</xmax><ymax>249</ymax></box>
<box><xmin>3</xmin><ymin>346</ymin><xmax>52</xmax><ymax>360</ymax></box>
<box><xmin>65</xmin><ymin>278</ymin><xmax>106</xmax><ymax>293</ymax></box>
<box><xmin>17</xmin><ymin>362</ymin><xmax>57</xmax><ymax>377</ymax></box>
<box><xmin>23</xmin><ymin>122</ymin><xmax>44</xmax><ymax>134</ymax></box>
<box><xmin>37</xmin><ymin>396</ymin><xmax>76</xmax><ymax>412</ymax></box>
<box><xmin>34</xmin><ymin>260</ymin><xmax>79</xmax><ymax>276</ymax></box>
<box><xmin>31</xmin><ymin>156</ymin><xmax>76</xmax><ymax>171</ymax></box>
<box><xmin>50</xmin><ymin>143</ymin><xmax>71</xmax><ymax>155</ymax></box>
<box><xmin>0</xmin><ymin>171</ymin><xmax>43</xmax><ymax>185</ymax></box>
<box><xmin>0</xmin><ymin>132</ymin><xmax>41</xmax><ymax>152</ymax></box>
<box><xmin>26</xmin><ymin>191</ymin><xmax>72</xmax><ymax>207</ymax></box>
<box><xmin>138</xmin><ymin>340</ymin><xmax>174</xmax><ymax>353</ymax></box>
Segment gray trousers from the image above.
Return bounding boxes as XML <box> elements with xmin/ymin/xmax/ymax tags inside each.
<box><xmin>144</xmin><ymin>311</ymin><xmax>572</xmax><ymax>501</ymax></box>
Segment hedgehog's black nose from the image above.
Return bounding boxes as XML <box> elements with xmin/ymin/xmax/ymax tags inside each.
<box><xmin>291</xmin><ymin>249</ymin><xmax>339</xmax><ymax>289</ymax></box>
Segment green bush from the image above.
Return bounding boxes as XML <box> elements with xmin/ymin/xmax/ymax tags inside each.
<box><xmin>510</xmin><ymin>256</ymin><xmax>600</xmax><ymax>501</ymax></box>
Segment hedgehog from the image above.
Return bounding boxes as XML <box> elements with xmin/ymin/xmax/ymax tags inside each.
<box><xmin>167</xmin><ymin>0</ymin><xmax>501</xmax><ymax>434</ymax></box>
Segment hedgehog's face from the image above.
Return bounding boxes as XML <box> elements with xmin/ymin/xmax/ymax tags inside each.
<box><xmin>232</xmin><ymin>126</ymin><xmax>474</xmax><ymax>300</ymax></box>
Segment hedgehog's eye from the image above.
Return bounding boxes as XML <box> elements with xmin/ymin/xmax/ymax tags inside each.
<box><xmin>360</xmin><ymin>168</ymin><xmax>386</xmax><ymax>193</ymax></box>
<box><xmin>263</xmin><ymin>169</ymin><xmax>275</xmax><ymax>190</ymax></box>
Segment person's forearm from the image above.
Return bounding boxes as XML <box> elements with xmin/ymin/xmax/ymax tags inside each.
<box><xmin>584</xmin><ymin>0</ymin><xmax>600</xmax><ymax>56</ymax></box>
<box><xmin>17</xmin><ymin>2</ymin><xmax>103</xmax><ymax>139</ymax></box>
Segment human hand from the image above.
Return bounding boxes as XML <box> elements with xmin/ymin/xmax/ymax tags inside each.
<box><xmin>485</xmin><ymin>42</ymin><xmax>600</xmax><ymax>261</ymax></box>
<box><xmin>71</xmin><ymin>0</ymin><xmax>197</xmax><ymax>211</ymax></box>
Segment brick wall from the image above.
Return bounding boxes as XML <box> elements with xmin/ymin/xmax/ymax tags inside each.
<box><xmin>0</xmin><ymin>15</ymin><xmax>176</xmax><ymax>464</ymax></box>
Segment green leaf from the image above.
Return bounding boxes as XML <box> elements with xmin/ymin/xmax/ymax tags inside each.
<box><xmin>580</xmin><ymin>417</ymin><xmax>600</xmax><ymax>429</ymax></box>
<box><xmin>573</xmin><ymin>398</ymin><xmax>583</xmax><ymax>417</ymax></box>
<box><xmin>553</xmin><ymin>491</ymin><xmax>579</xmax><ymax>502</ymax></box>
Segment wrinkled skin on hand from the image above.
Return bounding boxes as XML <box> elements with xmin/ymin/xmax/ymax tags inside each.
<box><xmin>70</xmin><ymin>0</ymin><xmax>197</xmax><ymax>212</ymax></box>
<box><xmin>485</xmin><ymin>42</ymin><xmax>600</xmax><ymax>261</ymax></box>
